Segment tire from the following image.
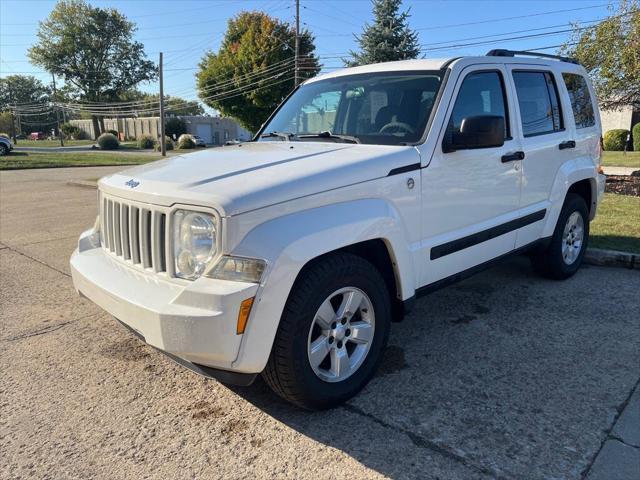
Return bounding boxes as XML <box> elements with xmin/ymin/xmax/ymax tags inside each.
<box><xmin>530</xmin><ymin>193</ymin><xmax>589</xmax><ymax>279</ymax></box>
<box><xmin>262</xmin><ymin>252</ymin><xmax>391</xmax><ymax>410</ymax></box>
<box><xmin>0</xmin><ymin>143</ymin><xmax>7</xmax><ymax>156</ymax></box>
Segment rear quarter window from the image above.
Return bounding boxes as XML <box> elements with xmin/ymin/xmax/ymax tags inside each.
<box><xmin>562</xmin><ymin>73</ymin><xmax>596</xmax><ymax>129</ymax></box>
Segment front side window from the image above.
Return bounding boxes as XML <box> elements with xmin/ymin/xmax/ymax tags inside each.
<box><xmin>513</xmin><ymin>71</ymin><xmax>563</xmax><ymax>137</ymax></box>
<box><xmin>448</xmin><ymin>71</ymin><xmax>509</xmax><ymax>139</ymax></box>
<box><xmin>260</xmin><ymin>71</ymin><xmax>443</xmax><ymax>146</ymax></box>
<box><xmin>562</xmin><ymin>73</ymin><xmax>596</xmax><ymax>129</ymax></box>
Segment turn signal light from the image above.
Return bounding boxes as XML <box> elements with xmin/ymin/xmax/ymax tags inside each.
<box><xmin>237</xmin><ymin>297</ymin><xmax>255</xmax><ymax>334</ymax></box>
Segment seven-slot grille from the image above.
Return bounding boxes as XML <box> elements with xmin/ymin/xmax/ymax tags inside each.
<box><xmin>100</xmin><ymin>193</ymin><xmax>168</xmax><ymax>274</ymax></box>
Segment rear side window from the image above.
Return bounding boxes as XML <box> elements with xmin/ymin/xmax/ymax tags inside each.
<box><xmin>449</xmin><ymin>71</ymin><xmax>509</xmax><ymax>139</ymax></box>
<box><xmin>512</xmin><ymin>71</ymin><xmax>563</xmax><ymax>137</ymax></box>
<box><xmin>562</xmin><ymin>73</ymin><xmax>596</xmax><ymax>129</ymax></box>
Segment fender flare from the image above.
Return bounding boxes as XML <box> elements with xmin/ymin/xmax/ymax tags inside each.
<box><xmin>543</xmin><ymin>159</ymin><xmax>598</xmax><ymax>237</ymax></box>
<box><xmin>230</xmin><ymin>198</ymin><xmax>415</xmax><ymax>373</ymax></box>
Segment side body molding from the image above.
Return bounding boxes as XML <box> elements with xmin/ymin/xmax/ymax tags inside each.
<box><xmin>230</xmin><ymin>199</ymin><xmax>416</xmax><ymax>373</ymax></box>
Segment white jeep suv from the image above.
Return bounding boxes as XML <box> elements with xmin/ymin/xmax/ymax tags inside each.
<box><xmin>71</xmin><ymin>50</ymin><xmax>605</xmax><ymax>409</ymax></box>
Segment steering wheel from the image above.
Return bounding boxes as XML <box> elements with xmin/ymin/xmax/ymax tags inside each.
<box><xmin>379</xmin><ymin>121</ymin><xmax>415</xmax><ymax>135</ymax></box>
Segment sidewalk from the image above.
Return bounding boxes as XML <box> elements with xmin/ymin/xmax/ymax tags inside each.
<box><xmin>603</xmin><ymin>166</ymin><xmax>639</xmax><ymax>176</ymax></box>
<box><xmin>586</xmin><ymin>384</ymin><xmax>640</xmax><ymax>479</ymax></box>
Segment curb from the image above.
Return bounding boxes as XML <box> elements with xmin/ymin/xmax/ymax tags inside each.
<box><xmin>66</xmin><ymin>180</ymin><xmax>98</xmax><ymax>189</ymax></box>
<box><xmin>584</xmin><ymin>248</ymin><xmax>639</xmax><ymax>270</ymax></box>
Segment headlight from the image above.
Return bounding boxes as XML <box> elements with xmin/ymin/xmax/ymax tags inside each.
<box><xmin>173</xmin><ymin>210</ymin><xmax>217</xmax><ymax>280</ymax></box>
<box><xmin>207</xmin><ymin>256</ymin><xmax>266</xmax><ymax>283</ymax></box>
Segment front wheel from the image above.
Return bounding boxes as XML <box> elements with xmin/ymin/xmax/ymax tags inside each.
<box><xmin>262</xmin><ymin>252</ymin><xmax>391</xmax><ymax>410</ymax></box>
<box><xmin>0</xmin><ymin>143</ymin><xmax>8</xmax><ymax>156</ymax></box>
<box><xmin>531</xmin><ymin>193</ymin><xmax>589</xmax><ymax>279</ymax></box>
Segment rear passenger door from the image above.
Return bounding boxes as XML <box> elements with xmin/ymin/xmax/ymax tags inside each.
<box><xmin>507</xmin><ymin>66</ymin><xmax>574</xmax><ymax>247</ymax></box>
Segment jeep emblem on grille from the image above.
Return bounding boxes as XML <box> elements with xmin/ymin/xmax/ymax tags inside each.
<box><xmin>125</xmin><ymin>179</ymin><xmax>140</xmax><ymax>188</ymax></box>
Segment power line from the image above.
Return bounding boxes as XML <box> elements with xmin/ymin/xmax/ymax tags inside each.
<box><xmin>315</xmin><ymin>15</ymin><xmax>634</xmax><ymax>59</ymax></box>
<box><xmin>414</xmin><ymin>3</ymin><xmax>614</xmax><ymax>31</ymax></box>
<box><xmin>52</xmin><ymin>68</ymin><xmax>296</xmax><ymax>115</ymax></box>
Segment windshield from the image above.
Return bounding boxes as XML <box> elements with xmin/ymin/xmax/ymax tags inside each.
<box><xmin>260</xmin><ymin>71</ymin><xmax>443</xmax><ymax>146</ymax></box>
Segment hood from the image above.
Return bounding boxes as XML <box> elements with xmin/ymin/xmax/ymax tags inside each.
<box><xmin>99</xmin><ymin>141</ymin><xmax>420</xmax><ymax>216</ymax></box>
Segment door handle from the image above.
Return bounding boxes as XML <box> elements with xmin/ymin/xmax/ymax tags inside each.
<box><xmin>559</xmin><ymin>140</ymin><xmax>576</xmax><ymax>150</ymax></box>
<box><xmin>501</xmin><ymin>151</ymin><xmax>525</xmax><ymax>163</ymax></box>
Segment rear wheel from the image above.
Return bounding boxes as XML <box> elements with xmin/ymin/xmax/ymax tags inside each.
<box><xmin>531</xmin><ymin>193</ymin><xmax>589</xmax><ymax>279</ymax></box>
<box><xmin>262</xmin><ymin>252</ymin><xmax>391</xmax><ymax>410</ymax></box>
<box><xmin>0</xmin><ymin>143</ymin><xmax>8</xmax><ymax>156</ymax></box>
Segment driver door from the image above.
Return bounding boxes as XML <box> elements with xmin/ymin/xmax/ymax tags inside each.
<box><xmin>419</xmin><ymin>65</ymin><xmax>522</xmax><ymax>286</ymax></box>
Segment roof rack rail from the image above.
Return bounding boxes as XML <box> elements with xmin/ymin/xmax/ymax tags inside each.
<box><xmin>486</xmin><ymin>49</ymin><xmax>580</xmax><ymax>65</ymax></box>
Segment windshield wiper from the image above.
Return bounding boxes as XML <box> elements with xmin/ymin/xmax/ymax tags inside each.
<box><xmin>298</xmin><ymin>131</ymin><xmax>360</xmax><ymax>144</ymax></box>
<box><xmin>260</xmin><ymin>131</ymin><xmax>296</xmax><ymax>141</ymax></box>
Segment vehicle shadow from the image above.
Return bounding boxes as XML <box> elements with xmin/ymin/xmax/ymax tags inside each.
<box><xmin>227</xmin><ymin>256</ymin><xmax>640</xmax><ymax>479</ymax></box>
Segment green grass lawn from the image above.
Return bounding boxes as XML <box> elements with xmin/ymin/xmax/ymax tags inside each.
<box><xmin>15</xmin><ymin>139</ymin><xmax>97</xmax><ymax>147</ymax></box>
<box><xmin>601</xmin><ymin>151</ymin><xmax>640</xmax><ymax>169</ymax></box>
<box><xmin>0</xmin><ymin>151</ymin><xmax>161</xmax><ymax>170</ymax></box>
<box><xmin>590</xmin><ymin>193</ymin><xmax>640</xmax><ymax>254</ymax></box>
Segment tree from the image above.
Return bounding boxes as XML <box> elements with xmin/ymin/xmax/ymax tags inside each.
<box><xmin>28</xmin><ymin>0</ymin><xmax>157</xmax><ymax>138</ymax></box>
<box><xmin>346</xmin><ymin>0</ymin><xmax>420</xmax><ymax>67</ymax></box>
<box><xmin>165</xmin><ymin>118</ymin><xmax>187</xmax><ymax>139</ymax></box>
<box><xmin>0</xmin><ymin>112</ymin><xmax>13</xmax><ymax>135</ymax></box>
<box><xmin>561</xmin><ymin>0</ymin><xmax>640</xmax><ymax>110</ymax></box>
<box><xmin>0</xmin><ymin>75</ymin><xmax>56</xmax><ymax>136</ymax></box>
<box><xmin>197</xmin><ymin>11</ymin><xmax>320</xmax><ymax>132</ymax></box>
<box><xmin>164</xmin><ymin>96</ymin><xmax>205</xmax><ymax>116</ymax></box>
<box><xmin>0</xmin><ymin>75</ymin><xmax>50</xmax><ymax>110</ymax></box>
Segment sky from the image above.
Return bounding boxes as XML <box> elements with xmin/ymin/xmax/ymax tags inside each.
<box><xmin>0</xmin><ymin>0</ymin><xmax>621</xmax><ymax>106</ymax></box>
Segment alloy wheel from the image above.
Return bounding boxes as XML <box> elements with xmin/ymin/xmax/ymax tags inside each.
<box><xmin>562</xmin><ymin>211</ymin><xmax>584</xmax><ymax>265</ymax></box>
<box><xmin>307</xmin><ymin>287</ymin><xmax>375</xmax><ymax>383</ymax></box>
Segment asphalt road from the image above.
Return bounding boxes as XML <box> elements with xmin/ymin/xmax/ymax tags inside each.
<box><xmin>1</xmin><ymin>167</ymin><xmax>639</xmax><ymax>480</ymax></box>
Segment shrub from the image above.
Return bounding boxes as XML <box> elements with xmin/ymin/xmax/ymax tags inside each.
<box><xmin>97</xmin><ymin>133</ymin><xmax>119</xmax><ymax>150</ymax></box>
<box><xmin>165</xmin><ymin>117</ymin><xmax>187</xmax><ymax>138</ymax></box>
<box><xmin>633</xmin><ymin>123</ymin><xmax>640</xmax><ymax>152</ymax></box>
<box><xmin>603</xmin><ymin>129</ymin><xmax>629</xmax><ymax>151</ymax></box>
<box><xmin>177</xmin><ymin>134</ymin><xmax>196</xmax><ymax>149</ymax></box>
<box><xmin>155</xmin><ymin>135</ymin><xmax>174</xmax><ymax>151</ymax></box>
<box><xmin>138</xmin><ymin>134</ymin><xmax>156</xmax><ymax>149</ymax></box>
<box><xmin>106</xmin><ymin>129</ymin><xmax>119</xmax><ymax>137</ymax></box>
<box><xmin>60</xmin><ymin>123</ymin><xmax>83</xmax><ymax>139</ymax></box>
<box><xmin>60</xmin><ymin>122</ymin><xmax>76</xmax><ymax>135</ymax></box>
<box><xmin>75</xmin><ymin>129</ymin><xmax>88</xmax><ymax>140</ymax></box>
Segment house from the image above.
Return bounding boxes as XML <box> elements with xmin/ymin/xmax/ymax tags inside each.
<box><xmin>599</xmin><ymin>104</ymin><xmax>640</xmax><ymax>134</ymax></box>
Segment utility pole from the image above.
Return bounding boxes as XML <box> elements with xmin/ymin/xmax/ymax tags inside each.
<box><xmin>51</xmin><ymin>73</ymin><xmax>64</xmax><ymax>146</ymax></box>
<box><xmin>294</xmin><ymin>0</ymin><xmax>300</xmax><ymax>87</ymax></box>
<box><xmin>159</xmin><ymin>52</ymin><xmax>166</xmax><ymax>157</ymax></box>
<box><xmin>7</xmin><ymin>84</ymin><xmax>17</xmax><ymax>144</ymax></box>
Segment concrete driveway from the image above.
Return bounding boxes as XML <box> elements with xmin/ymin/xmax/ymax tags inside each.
<box><xmin>1</xmin><ymin>167</ymin><xmax>638</xmax><ymax>480</ymax></box>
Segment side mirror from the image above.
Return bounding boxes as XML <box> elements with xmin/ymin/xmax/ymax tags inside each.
<box><xmin>443</xmin><ymin>115</ymin><xmax>505</xmax><ymax>153</ymax></box>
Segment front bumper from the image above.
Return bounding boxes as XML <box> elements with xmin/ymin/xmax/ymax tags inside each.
<box><xmin>70</xmin><ymin>229</ymin><xmax>260</xmax><ymax>383</ymax></box>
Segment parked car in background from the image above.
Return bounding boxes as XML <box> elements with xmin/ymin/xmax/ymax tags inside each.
<box><xmin>0</xmin><ymin>135</ymin><xmax>13</xmax><ymax>155</ymax></box>
<box><xmin>28</xmin><ymin>132</ymin><xmax>47</xmax><ymax>140</ymax></box>
<box><xmin>191</xmin><ymin>135</ymin><xmax>207</xmax><ymax>147</ymax></box>
<box><xmin>71</xmin><ymin>50</ymin><xmax>604</xmax><ymax>410</ymax></box>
